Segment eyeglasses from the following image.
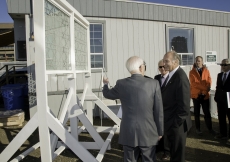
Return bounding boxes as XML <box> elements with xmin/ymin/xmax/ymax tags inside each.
<box><xmin>159</xmin><ymin>66</ymin><xmax>164</xmax><ymax>69</ymax></box>
<box><xmin>220</xmin><ymin>64</ymin><xmax>230</xmax><ymax>66</ymax></box>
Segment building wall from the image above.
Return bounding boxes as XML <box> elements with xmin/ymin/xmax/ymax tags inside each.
<box><xmin>6</xmin><ymin>0</ymin><xmax>230</xmax><ymax>117</ymax></box>
<box><xmin>7</xmin><ymin>0</ymin><xmax>230</xmax><ymax>28</ymax></box>
<box><xmin>42</xmin><ymin>17</ymin><xmax>229</xmax><ymax>91</ymax></box>
<box><xmin>68</xmin><ymin>0</ymin><xmax>230</xmax><ymax>27</ymax></box>
<box><xmin>14</xmin><ymin>18</ymin><xmax>26</xmax><ymax>60</ymax></box>
<box><xmin>84</xmin><ymin>17</ymin><xmax>228</xmax><ymax>88</ymax></box>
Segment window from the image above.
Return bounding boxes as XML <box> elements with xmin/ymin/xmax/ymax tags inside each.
<box><xmin>90</xmin><ymin>24</ymin><xmax>104</xmax><ymax>68</ymax></box>
<box><xmin>17</xmin><ymin>41</ymin><xmax>27</xmax><ymax>60</ymax></box>
<box><xmin>167</xmin><ymin>27</ymin><xmax>194</xmax><ymax>65</ymax></box>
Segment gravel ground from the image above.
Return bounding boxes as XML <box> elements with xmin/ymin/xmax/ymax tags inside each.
<box><xmin>0</xmin><ymin>113</ymin><xmax>230</xmax><ymax>162</ymax></box>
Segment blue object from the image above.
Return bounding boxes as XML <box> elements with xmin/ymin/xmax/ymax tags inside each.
<box><xmin>1</xmin><ymin>84</ymin><xmax>27</xmax><ymax>110</ymax></box>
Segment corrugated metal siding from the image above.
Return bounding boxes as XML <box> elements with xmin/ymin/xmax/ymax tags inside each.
<box><xmin>7</xmin><ymin>0</ymin><xmax>230</xmax><ymax>90</ymax></box>
<box><xmin>8</xmin><ymin>0</ymin><xmax>31</xmax><ymax>14</ymax></box>
<box><xmin>81</xmin><ymin>18</ymin><xmax>228</xmax><ymax>88</ymax></box>
<box><xmin>84</xmin><ymin>17</ymin><xmax>168</xmax><ymax>86</ymax></box>
<box><xmin>195</xmin><ymin>25</ymin><xmax>228</xmax><ymax>63</ymax></box>
<box><xmin>7</xmin><ymin>0</ymin><xmax>230</xmax><ymax>27</ymax></box>
<box><xmin>66</xmin><ymin>0</ymin><xmax>230</xmax><ymax>27</ymax></box>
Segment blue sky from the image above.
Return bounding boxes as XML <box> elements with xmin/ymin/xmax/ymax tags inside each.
<box><xmin>1</xmin><ymin>0</ymin><xmax>230</xmax><ymax>23</ymax></box>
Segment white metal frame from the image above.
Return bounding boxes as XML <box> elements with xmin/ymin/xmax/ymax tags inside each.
<box><xmin>0</xmin><ymin>0</ymin><xmax>120</xmax><ymax>161</ymax></box>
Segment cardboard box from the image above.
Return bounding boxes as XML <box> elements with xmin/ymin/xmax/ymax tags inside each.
<box><xmin>0</xmin><ymin>109</ymin><xmax>24</xmax><ymax>127</ymax></box>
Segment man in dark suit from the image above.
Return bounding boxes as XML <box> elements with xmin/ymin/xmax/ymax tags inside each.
<box><xmin>162</xmin><ymin>51</ymin><xmax>192</xmax><ymax>162</ymax></box>
<box><xmin>103</xmin><ymin>56</ymin><xmax>164</xmax><ymax>162</ymax></box>
<box><xmin>214</xmin><ymin>59</ymin><xmax>230</xmax><ymax>145</ymax></box>
<box><xmin>154</xmin><ymin>59</ymin><xmax>169</xmax><ymax>88</ymax></box>
<box><xmin>154</xmin><ymin>59</ymin><xmax>170</xmax><ymax>160</ymax></box>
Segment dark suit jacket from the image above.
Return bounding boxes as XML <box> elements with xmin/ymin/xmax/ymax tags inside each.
<box><xmin>161</xmin><ymin>67</ymin><xmax>192</xmax><ymax>134</ymax></box>
<box><xmin>154</xmin><ymin>74</ymin><xmax>162</xmax><ymax>86</ymax></box>
<box><xmin>103</xmin><ymin>74</ymin><xmax>164</xmax><ymax>147</ymax></box>
<box><xmin>214</xmin><ymin>72</ymin><xmax>230</xmax><ymax>103</ymax></box>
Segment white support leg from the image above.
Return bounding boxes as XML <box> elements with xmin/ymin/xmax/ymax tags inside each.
<box><xmin>94</xmin><ymin>96</ymin><xmax>121</xmax><ymax>126</ymax></box>
<box><xmin>10</xmin><ymin>142</ymin><xmax>40</xmax><ymax>162</ymax></box>
<box><xmin>0</xmin><ymin>113</ymin><xmax>39</xmax><ymax>162</ymax></box>
<box><xmin>46</xmin><ymin>112</ymin><xmax>98</xmax><ymax>162</ymax></box>
<box><xmin>50</xmin><ymin>88</ymin><xmax>73</xmax><ymax>157</ymax></box>
<box><xmin>96</xmin><ymin>125</ymin><xmax>118</xmax><ymax>161</ymax></box>
<box><xmin>85</xmin><ymin>101</ymin><xmax>94</xmax><ymax>124</ymax></box>
<box><xmin>72</xmin><ymin>108</ymin><xmax>104</xmax><ymax>148</ymax></box>
<box><xmin>68</xmin><ymin>78</ymin><xmax>78</xmax><ymax>140</ymax></box>
<box><xmin>33</xmin><ymin>0</ymin><xmax>52</xmax><ymax>161</ymax></box>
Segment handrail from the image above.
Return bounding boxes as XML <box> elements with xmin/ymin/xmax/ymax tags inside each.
<box><xmin>0</xmin><ymin>64</ymin><xmax>26</xmax><ymax>71</ymax></box>
<box><xmin>0</xmin><ymin>64</ymin><xmax>27</xmax><ymax>86</ymax></box>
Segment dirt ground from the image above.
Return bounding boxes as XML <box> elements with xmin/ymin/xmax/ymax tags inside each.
<box><xmin>0</xmin><ymin>113</ymin><xmax>230</xmax><ymax>162</ymax></box>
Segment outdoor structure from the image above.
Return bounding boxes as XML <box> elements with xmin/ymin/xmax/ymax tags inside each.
<box><xmin>0</xmin><ymin>0</ymin><xmax>121</xmax><ymax>161</ymax></box>
<box><xmin>6</xmin><ymin>0</ymin><xmax>230</xmax><ymax>83</ymax></box>
<box><xmin>4</xmin><ymin>0</ymin><xmax>230</xmax><ymax>119</ymax></box>
<box><xmin>1</xmin><ymin>0</ymin><xmax>230</xmax><ymax>160</ymax></box>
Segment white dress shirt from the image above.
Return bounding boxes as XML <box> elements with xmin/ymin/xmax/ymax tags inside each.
<box><xmin>165</xmin><ymin>66</ymin><xmax>180</xmax><ymax>85</ymax></box>
<box><xmin>161</xmin><ymin>73</ymin><xmax>169</xmax><ymax>87</ymax></box>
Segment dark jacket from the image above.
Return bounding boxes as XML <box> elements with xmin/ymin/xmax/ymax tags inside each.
<box><xmin>214</xmin><ymin>72</ymin><xmax>230</xmax><ymax>103</ymax></box>
<box><xmin>161</xmin><ymin>67</ymin><xmax>192</xmax><ymax>133</ymax></box>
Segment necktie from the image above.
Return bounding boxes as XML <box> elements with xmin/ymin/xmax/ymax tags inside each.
<box><xmin>197</xmin><ymin>68</ymin><xmax>202</xmax><ymax>77</ymax></box>
<box><xmin>161</xmin><ymin>75</ymin><xmax>169</xmax><ymax>89</ymax></box>
<box><xmin>161</xmin><ymin>76</ymin><xmax>164</xmax><ymax>86</ymax></box>
<box><xmin>223</xmin><ymin>73</ymin><xmax>227</xmax><ymax>85</ymax></box>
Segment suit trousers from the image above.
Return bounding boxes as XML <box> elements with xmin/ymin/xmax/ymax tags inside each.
<box><xmin>165</xmin><ymin>123</ymin><xmax>187</xmax><ymax>162</ymax></box>
<box><xmin>123</xmin><ymin>145</ymin><xmax>156</xmax><ymax>162</ymax></box>
<box><xmin>156</xmin><ymin>136</ymin><xmax>170</xmax><ymax>154</ymax></box>
<box><xmin>217</xmin><ymin>101</ymin><xmax>230</xmax><ymax>137</ymax></box>
<box><xmin>192</xmin><ymin>98</ymin><xmax>212</xmax><ymax>131</ymax></box>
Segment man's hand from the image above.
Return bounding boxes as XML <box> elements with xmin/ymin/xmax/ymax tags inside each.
<box><xmin>158</xmin><ymin>136</ymin><xmax>162</xmax><ymax>140</ymax></box>
<box><xmin>103</xmin><ymin>77</ymin><xmax>109</xmax><ymax>84</ymax></box>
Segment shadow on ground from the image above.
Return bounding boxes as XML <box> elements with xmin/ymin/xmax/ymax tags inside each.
<box><xmin>0</xmin><ymin>113</ymin><xmax>230</xmax><ymax>162</ymax></box>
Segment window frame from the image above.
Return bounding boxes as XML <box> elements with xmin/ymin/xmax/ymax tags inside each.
<box><xmin>88</xmin><ymin>20</ymin><xmax>107</xmax><ymax>72</ymax></box>
<box><xmin>166</xmin><ymin>25</ymin><xmax>195</xmax><ymax>65</ymax></box>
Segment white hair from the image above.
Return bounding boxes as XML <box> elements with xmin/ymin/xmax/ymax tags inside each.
<box><xmin>126</xmin><ymin>56</ymin><xmax>143</xmax><ymax>74</ymax></box>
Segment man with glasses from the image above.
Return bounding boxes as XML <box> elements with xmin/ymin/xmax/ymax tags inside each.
<box><xmin>103</xmin><ymin>56</ymin><xmax>164</xmax><ymax>162</ymax></box>
<box><xmin>214</xmin><ymin>59</ymin><xmax>230</xmax><ymax>145</ymax></box>
<box><xmin>154</xmin><ymin>59</ymin><xmax>170</xmax><ymax>160</ymax></box>
<box><xmin>155</xmin><ymin>59</ymin><xmax>169</xmax><ymax>89</ymax></box>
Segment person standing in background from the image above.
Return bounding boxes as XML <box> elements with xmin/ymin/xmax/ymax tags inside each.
<box><xmin>154</xmin><ymin>59</ymin><xmax>170</xmax><ymax>161</ymax></box>
<box><xmin>154</xmin><ymin>59</ymin><xmax>169</xmax><ymax>89</ymax></box>
<box><xmin>189</xmin><ymin>56</ymin><xmax>217</xmax><ymax>136</ymax></box>
<box><xmin>214</xmin><ymin>59</ymin><xmax>230</xmax><ymax>145</ymax></box>
<box><xmin>162</xmin><ymin>51</ymin><xmax>192</xmax><ymax>162</ymax></box>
